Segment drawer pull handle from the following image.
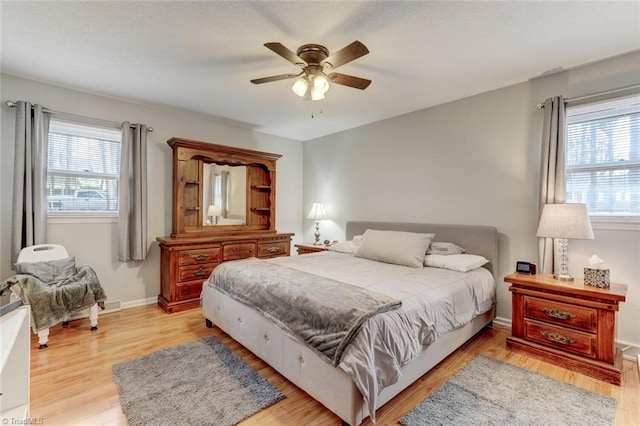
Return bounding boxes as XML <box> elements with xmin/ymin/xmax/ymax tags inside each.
<box><xmin>193</xmin><ymin>268</ymin><xmax>208</xmax><ymax>277</ymax></box>
<box><xmin>540</xmin><ymin>307</ymin><xmax>576</xmax><ymax>320</ymax></box>
<box><xmin>192</xmin><ymin>254</ymin><xmax>209</xmax><ymax>261</ymax></box>
<box><xmin>541</xmin><ymin>331</ymin><xmax>575</xmax><ymax>345</ymax></box>
<box><xmin>267</xmin><ymin>246</ymin><xmax>280</xmax><ymax>253</ymax></box>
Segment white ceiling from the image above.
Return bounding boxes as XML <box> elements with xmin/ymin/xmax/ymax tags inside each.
<box><xmin>2</xmin><ymin>1</ymin><xmax>639</xmax><ymax>141</ymax></box>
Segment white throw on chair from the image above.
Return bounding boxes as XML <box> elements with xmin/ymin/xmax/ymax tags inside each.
<box><xmin>13</xmin><ymin>244</ymin><xmax>99</xmax><ymax>349</ymax></box>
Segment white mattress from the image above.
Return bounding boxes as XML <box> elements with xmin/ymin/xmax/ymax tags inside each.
<box><xmin>236</xmin><ymin>251</ymin><xmax>496</xmax><ymax>416</ymax></box>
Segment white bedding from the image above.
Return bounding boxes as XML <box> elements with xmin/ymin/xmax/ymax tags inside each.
<box><xmin>262</xmin><ymin>250</ymin><xmax>496</xmax><ymax>418</ymax></box>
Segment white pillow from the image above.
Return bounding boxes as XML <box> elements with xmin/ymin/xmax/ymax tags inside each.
<box><xmin>352</xmin><ymin>235</ymin><xmax>363</xmax><ymax>246</ymax></box>
<box><xmin>327</xmin><ymin>241</ymin><xmax>357</xmax><ymax>254</ymax></box>
<box><xmin>427</xmin><ymin>242</ymin><xmax>466</xmax><ymax>255</ymax></box>
<box><xmin>354</xmin><ymin>230</ymin><xmax>435</xmax><ymax>268</ymax></box>
<box><xmin>425</xmin><ymin>254</ymin><xmax>489</xmax><ymax>272</ymax></box>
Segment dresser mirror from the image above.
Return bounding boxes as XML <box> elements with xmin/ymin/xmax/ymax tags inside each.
<box><xmin>201</xmin><ymin>163</ymin><xmax>247</xmax><ymax>226</ymax></box>
<box><xmin>168</xmin><ymin>137</ymin><xmax>281</xmax><ymax>238</ymax></box>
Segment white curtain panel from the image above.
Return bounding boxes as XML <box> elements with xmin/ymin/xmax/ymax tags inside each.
<box><xmin>11</xmin><ymin>102</ymin><xmax>50</xmax><ymax>264</ymax></box>
<box><xmin>118</xmin><ymin>122</ymin><xmax>148</xmax><ymax>261</ymax></box>
<box><xmin>538</xmin><ymin>96</ymin><xmax>566</xmax><ymax>274</ymax></box>
<box><xmin>221</xmin><ymin>170</ymin><xmax>229</xmax><ymax>218</ymax></box>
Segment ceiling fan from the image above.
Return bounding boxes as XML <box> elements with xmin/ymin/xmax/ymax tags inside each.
<box><xmin>250</xmin><ymin>41</ymin><xmax>371</xmax><ymax>101</ymax></box>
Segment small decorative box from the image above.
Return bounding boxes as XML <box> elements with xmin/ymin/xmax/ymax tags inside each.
<box><xmin>584</xmin><ymin>268</ymin><xmax>610</xmax><ymax>288</ymax></box>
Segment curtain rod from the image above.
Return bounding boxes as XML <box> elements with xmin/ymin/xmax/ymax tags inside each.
<box><xmin>536</xmin><ymin>84</ymin><xmax>640</xmax><ymax>109</ymax></box>
<box><xmin>4</xmin><ymin>100</ymin><xmax>154</xmax><ymax>132</ymax></box>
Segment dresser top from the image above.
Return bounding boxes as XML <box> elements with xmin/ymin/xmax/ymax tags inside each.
<box><xmin>504</xmin><ymin>273</ymin><xmax>627</xmax><ymax>302</ymax></box>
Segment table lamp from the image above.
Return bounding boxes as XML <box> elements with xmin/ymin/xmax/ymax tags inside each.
<box><xmin>536</xmin><ymin>203</ymin><xmax>594</xmax><ymax>280</ymax></box>
<box><xmin>207</xmin><ymin>205</ymin><xmax>221</xmax><ymax>225</ymax></box>
<box><xmin>306</xmin><ymin>202</ymin><xmax>327</xmax><ymax>245</ymax></box>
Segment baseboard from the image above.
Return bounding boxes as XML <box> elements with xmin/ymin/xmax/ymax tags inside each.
<box><xmin>493</xmin><ymin>316</ymin><xmax>639</xmax><ymax>361</ymax></box>
<box><xmin>618</xmin><ymin>340</ymin><xmax>640</xmax><ymax>362</ymax></box>
<box><xmin>121</xmin><ymin>297</ymin><xmax>157</xmax><ymax>309</ymax></box>
<box><xmin>68</xmin><ymin>297</ymin><xmax>157</xmax><ymax>321</ymax></box>
<box><xmin>69</xmin><ymin>299</ymin><xmax>122</xmax><ymax>320</ymax></box>
<box><xmin>493</xmin><ymin>316</ymin><xmax>512</xmax><ymax>328</ymax></box>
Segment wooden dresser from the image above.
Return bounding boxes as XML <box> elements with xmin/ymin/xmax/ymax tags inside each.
<box><xmin>158</xmin><ymin>138</ymin><xmax>294</xmax><ymax>313</ymax></box>
<box><xmin>505</xmin><ymin>273</ymin><xmax>627</xmax><ymax>384</ymax></box>
<box><xmin>157</xmin><ymin>233</ymin><xmax>292</xmax><ymax>313</ymax></box>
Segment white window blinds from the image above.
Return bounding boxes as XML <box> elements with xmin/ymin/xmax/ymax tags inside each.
<box><xmin>47</xmin><ymin>119</ymin><xmax>121</xmax><ymax>214</ymax></box>
<box><xmin>565</xmin><ymin>93</ymin><xmax>640</xmax><ymax>218</ymax></box>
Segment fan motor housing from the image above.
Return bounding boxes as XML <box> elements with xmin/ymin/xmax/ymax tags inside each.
<box><xmin>296</xmin><ymin>44</ymin><xmax>329</xmax><ymax>65</ymax></box>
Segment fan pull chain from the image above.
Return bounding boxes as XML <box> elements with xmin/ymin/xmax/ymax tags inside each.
<box><xmin>311</xmin><ymin>107</ymin><xmax>324</xmax><ymax>119</ymax></box>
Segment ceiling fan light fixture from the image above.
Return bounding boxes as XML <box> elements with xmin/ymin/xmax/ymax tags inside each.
<box><xmin>310</xmin><ymin>85</ymin><xmax>325</xmax><ymax>101</ymax></box>
<box><xmin>312</xmin><ymin>73</ymin><xmax>330</xmax><ymax>94</ymax></box>
<box><xmin>291</xmin><ymin>76</ymin><xmax>309</xmax><ymax>97</ymax></box>
<box><xmin>253</xmin><ymin>41</ymin><xmax>370</xmax><ymax>101</ymax></box>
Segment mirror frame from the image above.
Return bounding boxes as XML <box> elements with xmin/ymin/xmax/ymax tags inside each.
<box><xmin>168</xmin><ymin>137</ymin><xmax>281</xmax><ymax>238</ymax></box>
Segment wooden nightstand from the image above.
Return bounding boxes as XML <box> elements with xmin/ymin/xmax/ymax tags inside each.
<box><xmin>295</xmin><ymin>244</ymin><xmax>329</xmax><ymax>255</ymax></box>
<box><xmin>504</xmin><ymin>273</ymin><xmax>627</xmax><ymax>385</ymax></box>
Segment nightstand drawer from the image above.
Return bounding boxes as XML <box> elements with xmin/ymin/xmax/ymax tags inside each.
<box><xmin>223</xmin><ymin>243</ymin><xmax>256</xmax><ymax>261</ymax></box>
<box><xmin>524</xmin><ymin>319</ymin><xmax>596</xmax><ymax>358</ymax></box>
<box><xmin>178</xmin><ymin>263</ymin><xmax>217</xmax><ymax>282</ymax></box>
<box><xmin>176</xmin><ymin>281</ymin><xmax>203</xmax><ymax>301</ymax></box>
<box><xmin>524</xmin><ymin>296</ymin><xmax>596</xmax><ymax>333</ymax></box>
<box><xmin>178</xmin><ymin>248</ymin><xmax>221</xmax><ymax>266</ymax></box>
<box><xmin>257</xmin><ymin>242</ymin><xmax>289</xmax><ymax>258</ymax></box>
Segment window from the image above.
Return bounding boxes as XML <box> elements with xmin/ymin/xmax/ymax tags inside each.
<box><xmin>47</xmin><ymin>119</ymin><xmax>121</xmax><ymax>215</ymax></box>
<box><xmin>565</xmin><ymin>94</ymin><xmax>640</xmax><ymax>219</ymax></box>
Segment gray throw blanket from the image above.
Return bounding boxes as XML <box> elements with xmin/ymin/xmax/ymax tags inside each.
<box><xmin>1</xmin><ymin>266</ymin><xmax>107</xmax><ymax>332</ymax></box>
<box><xmin>209</xmin><ymin>257</ymin><xmax>402</xmax><ymax>366</ymax></box>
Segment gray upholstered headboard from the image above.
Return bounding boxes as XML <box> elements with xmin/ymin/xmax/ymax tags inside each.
<box><xmin>345</xmin><ymin>221</ymin><xmax>498</xmax><ymax>278</ymax></box>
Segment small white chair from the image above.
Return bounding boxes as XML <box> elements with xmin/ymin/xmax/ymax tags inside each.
<box><xmin>14</xmin><ymin>244</ymin><xmax>99</xmax><ymax>349</ymax></box>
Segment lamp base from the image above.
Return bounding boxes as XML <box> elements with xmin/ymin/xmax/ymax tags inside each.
<box><xmin>313</xmin><ymin>221</ymin><xmax>321</xmax><ymax>245</ymax></box>
<box><xmin>553</xmin><ymin>273</ymin><xmax>574</xmax><ymax>281</ymax></box>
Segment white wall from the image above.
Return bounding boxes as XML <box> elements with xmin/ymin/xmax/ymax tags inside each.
<box><xmin>1</xmin><ymin>74</ymin><xmax>303</xmax><ymax>306</ymax></box>
<box><xmin>302</xmin><ymin>51</ymin><xmax>640</xmax><ymax>348</ymax></box>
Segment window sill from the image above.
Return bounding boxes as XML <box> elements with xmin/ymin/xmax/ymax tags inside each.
<box><xmin>590</xmin><ymin>217</ymin><xmax>640</xmax><ymax>231</ymax></box>
<box><xmin>47</xmin><ymin>214</ymin><xmax>117</xmax><ymax>224</ymax></box>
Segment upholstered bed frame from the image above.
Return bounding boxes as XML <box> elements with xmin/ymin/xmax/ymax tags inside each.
<box><xmin>202</xmin><ymin>221</ymin><xmax>498</xmax><ymax>425</ymax></box>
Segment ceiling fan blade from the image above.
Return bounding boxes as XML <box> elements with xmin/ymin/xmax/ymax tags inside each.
<box><xmin>250</xmin><ymin>72</ymin><xmax>302</xmax><ymax>84</ymax></box>
<box><xmin>322</xmin><ymin>41</ymin><xmax>369</xmax><ymax>69</ymax></box>
<box><xmin>328</xmin><ymin>73</ymin><xmax>371</xmax><ymax>90</ymax></box>
<box><xmin>264</xmin><ymin>42</ymin><xmax>306</xmax><ymax>66</ymax></box>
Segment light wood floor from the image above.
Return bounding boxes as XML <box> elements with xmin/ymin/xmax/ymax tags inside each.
<box><xmin>29</xmin><ymin>305</ymin><xmax>639</xmax><ymax>426</ymax></box>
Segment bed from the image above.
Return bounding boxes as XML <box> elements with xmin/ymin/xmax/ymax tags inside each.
<box><xmin>201</xmin><ymin>221</ymin><xmax>498</xmax><ymax>425</ymax></box>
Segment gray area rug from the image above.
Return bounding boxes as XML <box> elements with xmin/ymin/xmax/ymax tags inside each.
<box><xmin>113</xmin><ymin>336</ymin><xmax>285</xmax><ymax>426</ymax></box>
<box><xmin>400</xmin><ymin>354</ymin><xmax>616</xmax><ymax>426</ymax></box>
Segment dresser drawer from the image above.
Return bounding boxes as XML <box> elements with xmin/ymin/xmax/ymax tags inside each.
<box><xmin>176</xmin><ymin>281</ymin><xmax>203</xmax><ymax>301</ymax></box>
<box><xmin>524</xmin><ymin>319</ymin><xmax>596</xmax><ymax>358</ymax></box>
<box><xmin>223</xmin><ymin>243</ymin><xmax>256</xmax><ymax>261</ymax></box>
<box><xmin>524</xmin><ymin>296</ymin><xmax>596</xmax><ymax>333</ymax></box>
<box><xmin>178</xmin><ymin>263</ymin><xmax>217</xmax><ymax>282</ymax></box>
<box><xmin>257</xmin><ymin>241</ymin><xmax>290</xmax><ymax>258</ymax></box>
<box><xmin>178</xmin><ymin>248</ymin><xmax>221</xmax><ymax>266</ymax></box>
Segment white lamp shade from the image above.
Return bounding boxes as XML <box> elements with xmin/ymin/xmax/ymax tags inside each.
<box><xmin>291</xmin><ymin>77</ymin><xmax>309</xmax><ymax>97</ymax></box>
<box><xmin>313</xmin><ymin>73</ymin><xmax>330</xmax><ymax>94</ymax></box>
<box><xmin>306</xmin><ymin>202</ymin><xmax>327</xmax><ymax>220</ymax></box>
<box><xmin>207</xmin><ymin>205</ymin><xmax>221</xmax><ymax>217</ymax></box>
<box><xmin>536</xmin><ymin>203</ymin><xmax>594</xmax><ymax>239</ymax></box>
<box><xmin>310</xmin><ymin>86</ymin><xmax>325</xmax><ymax>101</ymax></box>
